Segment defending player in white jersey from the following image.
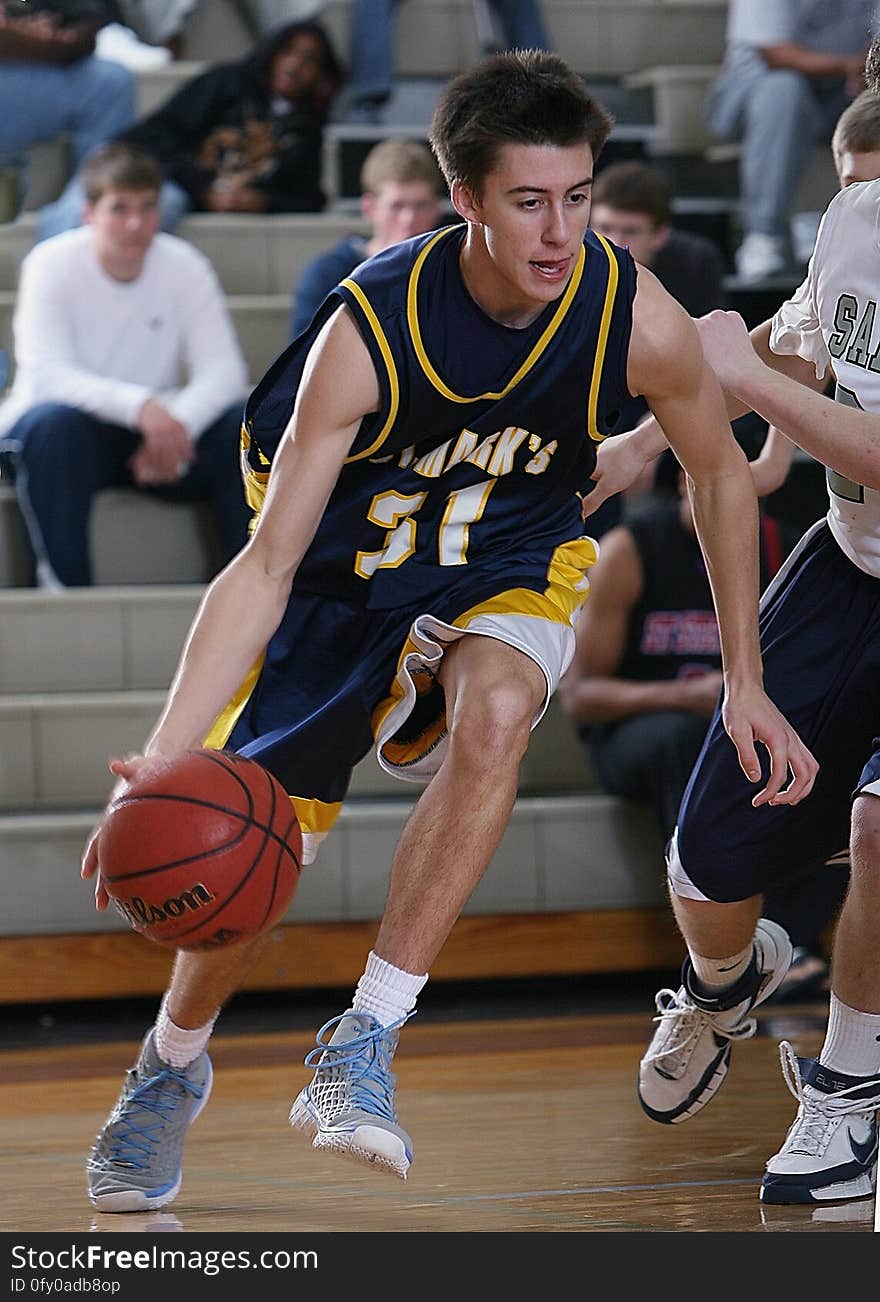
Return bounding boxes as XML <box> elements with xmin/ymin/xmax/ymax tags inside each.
<box><xmin>584</xmin><ymin>39</ymin><xmax>880</xmax><ymax>1206</ymax></box>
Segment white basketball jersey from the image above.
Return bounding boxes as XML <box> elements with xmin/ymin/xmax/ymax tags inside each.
<box><xmin>770</xmin><ymin>179</ymin><xmax>880</xmax><ymax>578</ymax></box>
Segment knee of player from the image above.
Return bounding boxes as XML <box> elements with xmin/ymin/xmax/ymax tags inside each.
<box><xmin>448</xmin><ymin>681</ymin><xmax>536</xmax><ymax>770</ymax></box>
<box><xmin>850</xmin><ymin>796</ymin><xmax>880</xmax><ymax>880</ymax></box>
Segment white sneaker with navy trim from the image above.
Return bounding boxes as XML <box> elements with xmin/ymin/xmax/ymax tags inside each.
<box><xmin>639</xmin><ymin>918</ymin><xmax>792</xmax><ymax>1124</ymax></box>
<box><xmin>760</xmin><ymin>1041</ymin><xmax>879</xmax><ymax>1204</ymax></box>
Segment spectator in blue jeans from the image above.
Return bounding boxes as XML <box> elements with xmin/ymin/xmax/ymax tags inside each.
<box><xmin>348</xmin><ymin>0</ymin><xmax>550</xmax><ymax>122</ymax></box>
<box><xmin>707</xmin><ymin>0</ymin><xmax>874</xmax><ymax>282</ymax></box>
<box><xmin>0</xmin><ymin>0</ymin><xmax>136</xmax><ymax>241</ymax></box>
<box><xmin>0</xmin><ymin>143</ymin><xmax>252</xmax><ymax>587</ymax></box>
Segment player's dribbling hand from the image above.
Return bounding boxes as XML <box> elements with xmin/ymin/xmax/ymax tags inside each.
<box><xmin>720</xmin><ymin>685</ymin><xmax>819</xmax><ymax>808</ymax></box>
<box><xmin>81</xmin><ymin>755</ymin><xmax>163</xmax><ymax>910</ymax></box>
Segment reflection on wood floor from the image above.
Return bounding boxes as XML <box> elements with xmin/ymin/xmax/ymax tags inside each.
<box><xmin>0</xmin><ymin>999</ymin><xmax>874</xmax><ymax>1233</ymax></box>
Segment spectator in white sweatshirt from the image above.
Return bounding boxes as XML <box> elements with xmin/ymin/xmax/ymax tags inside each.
<box><xmin>0</xmin><ymin>141</ymin><xmax>252</xmax><ymax>587</ymax></box>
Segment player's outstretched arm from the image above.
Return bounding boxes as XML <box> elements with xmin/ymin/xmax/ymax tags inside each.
<box><xmin>698</xmin><ymin>310</ymin><xmax>880</xmax><ymax>490</ymax></box>
<box><xmin>627</xmin><ymin>269</ymin><xmax>818</xmax><ymax>808</ymax></box>
<box><xmin>81</xmin><ymin>305</ymin><xmax>380</xmax><ymax>894</ymax></box>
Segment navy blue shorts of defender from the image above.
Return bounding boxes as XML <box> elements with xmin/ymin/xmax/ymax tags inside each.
<box><xmin>675</xmin><ymin>520</ymin><xmax>880</xmax><ymax>902</ymax></box>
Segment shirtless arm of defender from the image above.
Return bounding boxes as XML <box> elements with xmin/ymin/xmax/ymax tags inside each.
<box><xmin>625</xmin><ymin>269</ymin><xmax>817</xmax><ymax>806</ymax></box>
<box><xmin>81</xmin><ymin>305</ymin><xmax>380</xmax><ymax>903</ymax></box>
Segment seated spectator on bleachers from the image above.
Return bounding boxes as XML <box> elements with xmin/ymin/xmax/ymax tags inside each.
<box><xmin>707</xmin><ymin>0</ymin><xmax>874</xmax><ymax>282</ymax></box>
<box><xmin>0</xmin><ymin>0</ymin><xmax>136</xmax><ymax>241</ymax></box>
<box><xmin>39</xmin><ymin>17</ymin><xmax>343</xmax><ymax>237</ymax></box>
<box><xmin>590</xmin><ymin>161</ymin><xmax>727</xmax><ymax>320</ymax></box>
<box><xmin>583</xmin><ymin>160</ymin><xmax>728</xmax><ymax>532</ymax></box>
<box><xmin>289</xmin><ymin>137</ymin><xmax>444</xmax><ymax>338</ymax></box>
<box><xmin>560</xmin><ymin>452</ymin><xmax>849</xmax><ymax>1002</ymax></box>
<box><xmin>0</xmin><ymin>142</ymin><xmax>252</xmax><ymax>588</ymax></box>
<box><xmin>347</xmin><ymin>0</ymin><xmax>550</xmax><ymax>123</ymax></box>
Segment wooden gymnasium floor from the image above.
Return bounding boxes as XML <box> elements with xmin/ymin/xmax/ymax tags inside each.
<box><xmin>0</xmin><ymin>976</ymin><xmax>875</xmax><ymax>1235</ymax></box>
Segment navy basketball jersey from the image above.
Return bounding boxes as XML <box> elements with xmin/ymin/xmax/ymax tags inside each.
<box><xmin>242</xmin><ymin>224</ymin><xmax>636</xmax><ymax>609</ymax></box>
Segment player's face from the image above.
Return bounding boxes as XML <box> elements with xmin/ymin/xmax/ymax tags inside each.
<box><xmin>589</xmin><ymin>203</ymin><xmax>668</xmax><ymax>267</ymax></box>
<box><xmin>362</xmin><ymin>180</ymin><xmax>443</xmax><ymax>250</ymax></box>
<box><xmin>85</xmin><ymin>187</ymin><xmax>160</xmax><ymax>275</ymax></box>
<box><xmin>454</xmin><ymin>141</ymin><xmax>594</xmax><ymax>316</ymax></box>
<box><xmin>835</xmin><ymin>147</ymin><xmax>880</xmax><ymax>187</ymax></box>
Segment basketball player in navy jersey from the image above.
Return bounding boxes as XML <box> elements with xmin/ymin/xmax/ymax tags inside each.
<box><xmin>80</xmin><ymin>49</ymin><xmax>815</xmax><ymax>1212</ymax></box>
<box><xmin>587</xmin><ymin>41</ymin><xmax>880</xmax><ymax>1210</ymax></box>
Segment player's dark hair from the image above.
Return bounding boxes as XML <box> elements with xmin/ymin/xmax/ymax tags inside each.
<box><xmin>429</xmin><ymin>49</ymin><xmax>613</xmax><ymax>196</ymax></box>
<box><xmin>81</xmin><ymin>142</ymin><xmax>162</xmax><ymax>203</ymax></box>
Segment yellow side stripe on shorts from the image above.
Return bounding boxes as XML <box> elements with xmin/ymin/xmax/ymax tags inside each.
<box><xmin>290</xmin><ymin>795</ymin><xmax>342</xmax><ymax>837</ymax></box>
<box><xmin>202</xmin><ymin>653</ymin><xmax>265</xmax><ymax>750</ymax></box>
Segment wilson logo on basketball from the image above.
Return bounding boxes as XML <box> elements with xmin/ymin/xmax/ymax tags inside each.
<box><xmin>112</xmin><ymin>882</ymin><xmax>217</xmax><ymax>929</ymax></box>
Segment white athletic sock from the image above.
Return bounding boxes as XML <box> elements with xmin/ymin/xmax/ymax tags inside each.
<box><xmin>688</xmin><ymin>941</ymin><xmax>755</xmax><ymax>993</ymax></box>
<box><xmin>155</xmin><ymin>996</ymin><xmax>218</xmax><ymax>1070</ymax></box>
<box><xmin>819</xmin><ymin>992</ymin><xmax>880</xmax><ymax>1078</ymax></box>
<box><xmin>352</xmin><ymin>950</ymin><xmax>428</xmax><ymax>1027</ymax></box>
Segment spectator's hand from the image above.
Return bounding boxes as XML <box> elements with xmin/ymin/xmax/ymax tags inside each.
<box><xmin>679</xmin><ymin>671</ymin><xmax>724</xmax><ymax>718</ymax></box>
<box><xmin>203</xmin><ymin>183</ymin><xmax>267</xmax><ymax>214</ymax></box>
<box><xmin>695</xmin><ymin>310</ymin><xmax>766</xmax><ymax>396</ymax></box>
<box><xmin>81</xmin><ymin>755</ymin><xmax>170</xmax><ymax>911</ymax></box>
<box><xmin>135</xmin><ymin>398</ymin><xmax>194</xmax><ymax>484</ymax></box>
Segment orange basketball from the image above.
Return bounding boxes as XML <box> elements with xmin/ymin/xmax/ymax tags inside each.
<box><xmin>98</xmin><ymin>749</ymin><xmax>302</xmax><ymax>950</ymax></box>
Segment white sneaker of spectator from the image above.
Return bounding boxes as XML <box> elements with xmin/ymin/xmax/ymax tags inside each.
<box><xmin>96</xmin><ymin>23</ymin><xmax>172</xmax><ymax>70</ymax></box>
<box><xmin>734</xmin><ymin>233</ymin><xmax>787</xmax><ymax>283</ymax></box>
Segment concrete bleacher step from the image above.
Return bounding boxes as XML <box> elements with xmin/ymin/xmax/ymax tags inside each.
<box><xmin>0</xmin><ymin>586</ymin><xmax>202</xmax><ymax>692</ymax></box>
<box><xmin>0</xmin><ymin>212</ymin><xmax>367</xmax><ymax>295</ymax></box>
<box><xmin>0</xmin><ymin>680</ymin><xmax>594</xmax><ymax>811</ymax></box>
<box><xmin>0</xmin><ymin>791</ymin><xmax>666</xmax><ymax>937</ymax></box>
<box><xmin>0</xmin><ymin>485</ymin><xmax>225</xmax><ymax>588</ymax></box>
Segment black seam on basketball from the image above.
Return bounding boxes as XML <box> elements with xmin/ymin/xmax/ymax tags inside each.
<box><xmin>152</xmin><ymin>759</ymin><xmax>294</xmax><ymax>944</ymax></box>
<box><xmin>103</xmin><ymin>757</ymin><xmax>300</xmax><ymax>881</ymax></box>
<box><xmin>104</xmin><ymin>750</ymin><xmax>301</xmax><ymax>944</ymax></box>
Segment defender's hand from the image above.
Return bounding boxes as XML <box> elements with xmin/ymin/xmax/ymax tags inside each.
<box><xmin>695</xmin><ymin>310</ymin><xmax>766</xmax><ymax>395</ymax></box>
<box><xmin>720</xmin><ymin>686</ymin><xmax>818</xmax><ymax>807</ymax></box>
<box><xmin>583</xmin><ymin>431</ymin><xmax>657</xmax><ymax>518</ymax></box>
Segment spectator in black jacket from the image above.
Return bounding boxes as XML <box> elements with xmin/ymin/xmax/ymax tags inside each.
<box><xmin>39</xmin><ymin>17</ymin><xmax>343</xmax><ymax>236</ymax></box>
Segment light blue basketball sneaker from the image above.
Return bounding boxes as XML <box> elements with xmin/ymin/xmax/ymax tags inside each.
<box><xmin>290</xmin><ymin>1010</ymin><xmax>412</xmax><ymax>1179</ymax></box>
<box><xmin>87</xmin><ymin>1031</ymin><xmax>212</xmax><ymax>1212</ymax></box>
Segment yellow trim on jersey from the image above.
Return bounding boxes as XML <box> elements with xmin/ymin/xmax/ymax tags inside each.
<box><xmin>339</xmin><ymin>277</ymin><xmax>401</xmax><ymax>462</ymax></box>
<box><xmin>290</xmin><ymin>795</ymin><xmax>342</xmax><ymax>837</ymax></box>
<box><xmin>586</xmin><ymin>233</ymin><xmax>619</xmax><ymax>444</ymax></box>
<box><xmin>239</xmin><ymin>421</ymin><xmax>270</xmax><ymax>533</ymax></box>
<box><xmin>202</xmin><ymin>653</ymin><xmax>266</xmax><ymax>750</ymax></box>
<box><xmin>406</xmin><ymin>227</ymin><xmax>586</xmax><ymax>403</ymax></box>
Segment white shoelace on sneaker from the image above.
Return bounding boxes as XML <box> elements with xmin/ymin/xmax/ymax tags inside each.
<box><xmin>644</xmin><ymin>988</ymin><xmax>758</xmax><ymax>1072</ymax></box>
<box><xmin>777</xmin><ymin>1041</ymin><xmax>880</xmax><ymax>1157</ymax></box>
